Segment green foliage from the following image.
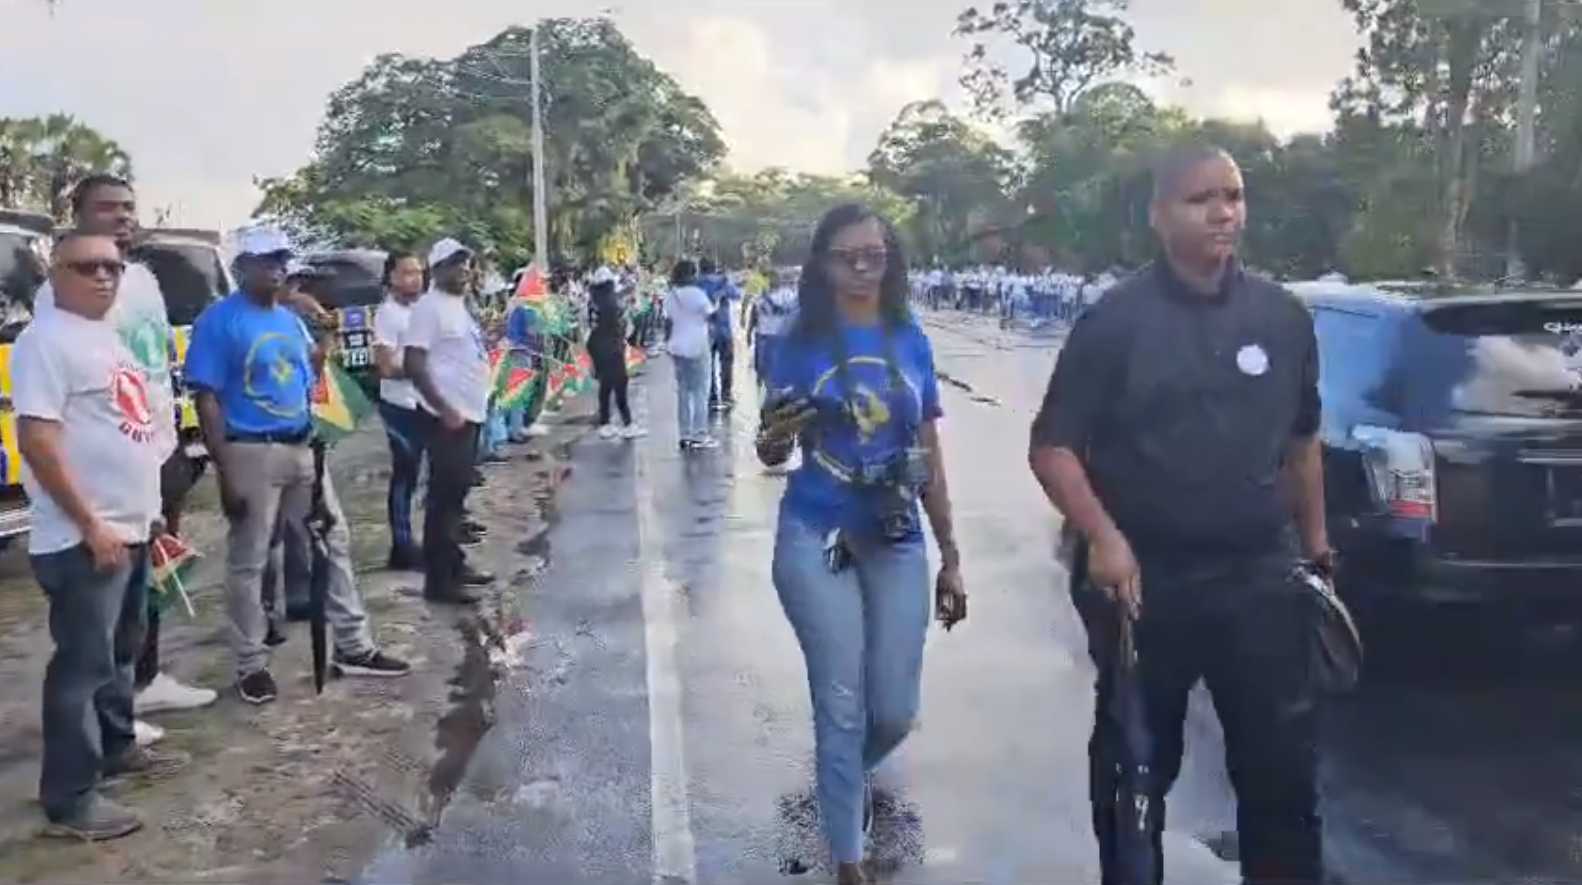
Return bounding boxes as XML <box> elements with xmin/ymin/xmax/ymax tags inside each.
<box><xmin>255</xmin><ymin>18</ymin><xmax>726</xmax><ymax>264</ymax></box>
<box><xmin>0</xmin><ymin>114</ymin><xmax>133</xmax><ymax>220</ymax></box>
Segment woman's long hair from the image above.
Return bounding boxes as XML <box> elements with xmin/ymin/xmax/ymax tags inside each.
<box><xmin>791</xmin><ymin>203</ymin><xmax>911</xmax><ymax>343</ymax></box>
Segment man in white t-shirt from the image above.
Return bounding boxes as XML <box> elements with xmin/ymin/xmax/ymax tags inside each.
<box><xmin>404</xmin><ymin>238</ymin><xmax>493</xmax><ymax>603</ymax></box>
<box><xmin>34</xmin><ymin>175</ymin><xmax>217</xmax><ymax>735</ymax></box>
<box><xmin>664</xmin><ymin>259</ymin><xmax>717</xmax><ymax>449</ymax></box>
<box><xmin>16</xmin><ymin>232</ymin><xmax>183</xmax><ymax>841</ymax></box>
<box><xmin>371</xmin><ymin>249</ymin><xmax>428</xmax><ymax>569</ymax></box>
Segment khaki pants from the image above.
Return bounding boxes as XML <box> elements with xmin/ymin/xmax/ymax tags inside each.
<box><xmin>223</xmin><ymin>441</ymin><xmax>373</xmax><ymax>677</ymax></box>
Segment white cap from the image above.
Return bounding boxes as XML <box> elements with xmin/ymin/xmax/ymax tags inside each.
<box><xmin>427</xmin><ymin>237</ymin><xmax>471</xmax><ymax>267</ymax></box>
<box><xmin>235</xmin><ymin>225</ymin><xmax>293</xmax><ymax>258</ymax></box>
<box><xmin>590</xmin><ymin>265</ymin><xmax>616</xmax><ymax>285</ymax></box>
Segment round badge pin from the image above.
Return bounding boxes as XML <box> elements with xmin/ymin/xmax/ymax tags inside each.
<box><xmin>1235</xmin><ymin>344</ymin><xmax>1268</xmax><ymax>376</ymax></box>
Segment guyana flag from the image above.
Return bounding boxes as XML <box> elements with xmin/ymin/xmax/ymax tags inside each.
<box><xmin>150</xmin><ymin>533</ymin><xmax>199</xmax><ymax>616</ymax></box>
<box><xmin>545</xmin><ymin>359</ymin><xmax>577</xmax><ymax>408</ymax></box>
<box><xmin>311</xmin><ymin>362</ymin><xmax>373</xmax><ymax>443</ymax></box>
<box><xmin>490</xmin><ymin>347</ymin><xmax>540</xmax><ymax>411</ymax></box>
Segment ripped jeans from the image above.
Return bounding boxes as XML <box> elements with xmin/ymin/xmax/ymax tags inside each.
<box><xmin>772</xmin><ymin>513</ymin><xmax>932</xmax><ymax>863</ymax></box>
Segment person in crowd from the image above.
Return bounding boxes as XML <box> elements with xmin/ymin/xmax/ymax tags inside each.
<box><xmin>32</xmin><ymin>176</ymin><xmax>217</xmax><ymax>740</ymax></box>
<box><xmin>260</xmin><ymin>260</ymin><xmax>335</xmax><ymax>631</ymax></box>
<box><xmin>697</xmin><ymin>257</ymin><xmax>740</xmax><ymax>412</ymax></box>
<box><xmin>587</xmin><ymin>265</ymin><xmax>645</xmax><ymax>440</ymax></box>
<box><xmin>503</xmin><ymin>273</ymin><xmax>548</xmax><ymax>441</ymax></box>
<box><xmin>1028</xmin><ymin>144</ymin><xmax>1330</xmax><ymax>885</ymax></box>
<box><xmin>372</xmin><ymin>250</ymin><xmax>428</xmax><ymax>569</ymax></box>
<box><xmin>664</xmin><ymin>259</ymin><xmax>716</xmax><ymax>451</ymax></box>
<box><xmin>747</xmin><ymin>266</ymin><xmax>799</xmax><ymax>396</ymax></box>
<box><xmin>186</xmin><ymin>225</ymin><xmax>410</xmax><ymax>705</ymax></box>
<box><xmin>18</xmin><ymin>231</ymin><xmax>188</xmax><ymax>840</ymax></box>
<box><xmin>756</xmin><ymin>204</ymin><xmax>965</xmax><ymax>885</ymax></box>
<box><xmin>403</xmin><ymin>238</ymin><xmax>496</xmax><ymax>605</ymax></box>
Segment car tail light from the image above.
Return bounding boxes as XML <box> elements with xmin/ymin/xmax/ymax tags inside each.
<box><xmin>1350</xmin><ymin>425</ymin><xmax>1437</xmax><ymax>522</ymax></box>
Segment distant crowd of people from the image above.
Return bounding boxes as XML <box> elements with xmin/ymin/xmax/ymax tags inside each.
<box><xmin>909</xmin><ymin>265</ymin><xmax>1121</xmax><ymax>324</ymax></box>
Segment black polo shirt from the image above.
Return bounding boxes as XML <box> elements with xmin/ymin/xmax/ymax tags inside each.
<box><xmin>1030</xmin><ymin>261</ymin><xmax>1320</xmax><ymax>557</ymax></box>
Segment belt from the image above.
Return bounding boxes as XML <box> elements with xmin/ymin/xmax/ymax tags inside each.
<box><xmin>226</xmin><ymin>428</ymin><xmax>312</xmax><ymax>445</ymax></box>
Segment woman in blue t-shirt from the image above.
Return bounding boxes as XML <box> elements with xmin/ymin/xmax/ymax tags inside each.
<box><xmin>756</xmin><ymin>203</ymin><xmax>965</xmax><ymax>884</ymax></box>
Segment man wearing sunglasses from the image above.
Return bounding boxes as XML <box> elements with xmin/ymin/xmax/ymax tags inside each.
<box><xmin>34</xmin><ymin>175</ymin><xmax>218</xmax><ymax>744</ymax></box>
<box><xmin>16</xmin><ymin>231</ymin><xmax>186</xmax><ymax>840</ymax></box>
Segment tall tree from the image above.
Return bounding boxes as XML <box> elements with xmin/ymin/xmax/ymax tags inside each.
<box><xmin>0</xmin><ymin>114</ymin><xmax>132</xmax><ymax>219</ymax></box>
<box><xmin>953</xmin><ymin>0</ymin><xmax>1173</xmax><ymax>119</ymax></box>
<box><xmin>256</xmin><ymin>18</ymin><xmax>726</xmax><ymax>267</ymax></box>
<box><xmin>866</xmin><ymin>100</ymin><xmax>1015</xmax><ymax>262</ymax></box>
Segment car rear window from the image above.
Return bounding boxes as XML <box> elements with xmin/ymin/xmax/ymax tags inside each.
<box><xmin>132</xmin><ymin>241</ymin><xmax>227</xmax><ymax>326</ymax></box>
<box><xmin>1408</xmin><ymin>299</ymin><xmax>1582</xmax><ymax>420</ymax></box>
<box><xmin>304</xmin><ymin>256</ymin><xmax>384</xmax><ymax>310</ymax></box>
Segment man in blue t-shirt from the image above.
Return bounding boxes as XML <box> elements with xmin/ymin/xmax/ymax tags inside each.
<box><xmin>697</xmin><ymin>257</ymin><xmax>740</xmax><ymax>411</ymax></box>
<box><xmin>185</xmin><ymin>225</ymin><xmax>409</xmax><ymax>705</ymax></box>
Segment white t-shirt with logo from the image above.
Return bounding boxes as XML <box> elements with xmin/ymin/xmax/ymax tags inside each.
<box><xmin>35</xmin><ymin>262</ymin><xmax>178</xmax><ymax>463</ymax></box>
<box><xmin>404</xmin><ymin>290</ymin><xmax>489</xmax><ymax>424</ymax></box>
<box><xmin>370</xmin><ymin>296</ymin><xmax>419</xmax><ymax>410</ymax></box>
<box><xmin>12</xmin><ymin>309</ymin><xmax>163</xmax><ymax>554</ymax></box>
<box><xmin>664</xmin><ymin>284</ymin><xmax>713</xmax><ymax>359</ymax></box>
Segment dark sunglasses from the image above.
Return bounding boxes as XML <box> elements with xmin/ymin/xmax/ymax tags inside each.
<box><xmin>827</xmin><ymin>247</ymin><xmax>887</xmax><ymax>271</ymax></box>
<box><xmin>60</xmin><ymin>259</ymin><xmax>126</xmax><ymax>278</ymax></box>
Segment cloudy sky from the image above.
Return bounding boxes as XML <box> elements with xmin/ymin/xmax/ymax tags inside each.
<box><xmin>0</xmin><ymin>0</ymin><xmax>1359</xmax><ymax>228</ymax></box>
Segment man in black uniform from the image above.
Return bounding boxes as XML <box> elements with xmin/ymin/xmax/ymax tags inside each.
<box><xmin>1028</xmin><ymin>145</ymin><xmax>1332</xmax><ymax>885</ymax></box>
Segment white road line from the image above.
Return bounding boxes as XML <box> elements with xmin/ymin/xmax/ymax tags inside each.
<box><xmin>634</xmin><ymin>381</ymin><xmax>698</xmax><ymax>884</ymax></box>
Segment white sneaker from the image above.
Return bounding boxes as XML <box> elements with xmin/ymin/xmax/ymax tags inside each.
<box><xmin>134</xmin><ymin>719</ymin><xmax>164</xmax><ymax>747</ymax></box>
<box><xmin>598</xmin><ymin>424</ymin><xmax>619</xmax><ymax>440</ymax></box>
<box><xmin>621</xmin><ymin>424</ymin><xmax>648</xmax><ymax>439</ymax></box>
<box><xmin>525</xmin><ymin>422</ymin><xmax>550</xmax><ymax>438</ymax></box>
<box><xmin>693</xmin><ymin>435</ymin><xmax>720</xmax><ymax>450</ymax></box>
<box><xmin>135</xmin><ymin>672</ymin><xmax>218</xmax><ymax>714</ymax></box>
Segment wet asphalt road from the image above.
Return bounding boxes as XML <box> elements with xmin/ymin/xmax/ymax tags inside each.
<box><xmin>361</xmin><ymin>312</ymin><xmax>1582</xmax><ymax>884</ymax></box>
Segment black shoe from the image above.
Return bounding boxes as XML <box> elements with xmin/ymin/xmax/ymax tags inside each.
<box><xmin>265</xmin><ymin>622</ymin><xmax>288</xmax><ymax>647</ymax></box>
<box><xmin>461</xmin><ymin>526</ymin><xmax>486</xmax><ymax>547</ymax></box>
<box><xmin>423</xmin><ymin>584</ymin><xmax>481</xmax><ymax>605</ymax></box>
<box><xmin>461</xmin><ymin>565</ymin><xmax>496</xmax><ymax>587</ymax></box>
<box><xmin>237</xmin><ymin>669</ymin><xmax>278</xmax><ymax>705</ymax></box>
<box><xmin>463</xmin><ymin>518</ymin><xmax>486</xmax><ymax>534</ymax></box>
<box><xmin>41</xmin><ymin>795</ymin><xmax>142</xmax><ymax>842</ymax></box>
<box><xmin>387</xmin><ymin>542</ymin><xmax>423</xmax><ymax>571</ymax></box>
<box><xmin>333</xmin><ymin>649</ymin><xmax>412</xmax><ymax>678</ymax></box>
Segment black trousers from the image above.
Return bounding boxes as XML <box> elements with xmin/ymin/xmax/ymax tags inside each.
<box><xmin>136</xmin><ymin>449</ymin><xmax>203</xmax><ymax>690</ymax></box>
<box><xmin>594</xmin><ymin>346</ymin><xmax>632</xmax><ymax>426</ymax></box>
<box><xmin>417</xmin><ymin>411</ymin><xmax>478</xmax><ymax>591</ymax></box>
<box><xmin>1072</xmin><ymin>548</ymin><xmax>1322</xmax><ymax>885</ymax></box>
<box><xmin>709</xmin><ymin>335</ymin><xmax>734</xmax><ymax>405</ymax></box>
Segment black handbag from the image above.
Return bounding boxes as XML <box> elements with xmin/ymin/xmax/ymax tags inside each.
<box><xmin>1291</xmin><ymin>563</ymin><xmax>1364</xmax><ymax>694</ymax></box>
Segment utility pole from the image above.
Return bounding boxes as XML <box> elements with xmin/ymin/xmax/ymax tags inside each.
<box><xmin>529</xmin><ymin>23</ymin><xmax>550</xmax><ymax>272</ymax></box>
<box><xmin>1507</xmin><ymin>0</ymin><xmax>1542</xmax><ymax>280</ymax></box>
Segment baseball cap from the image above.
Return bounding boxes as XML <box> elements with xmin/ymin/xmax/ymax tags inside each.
<box><xmin>234</xmin><ymin>225</ymin><xmax>294</xmax><ymax>258</ymax></box>
<box><xmin>428</xmin><ymin>237</ymin><xmax>471</xmax><ymax>267</ymax></box>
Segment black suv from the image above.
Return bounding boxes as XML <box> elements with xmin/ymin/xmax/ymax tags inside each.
<box><xmin>1291</xmin><ymin>282</ymin><xmax>1582</xmax><ymax>612</ymax></box>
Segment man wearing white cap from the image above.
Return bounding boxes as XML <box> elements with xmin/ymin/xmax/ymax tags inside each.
<box><xmin>403</xmin><ymin>237</ymin><xmax>495</xmax><ymax>604</ymax></box>
<box><xmin>185</xmin><ymin>226</ymin><xmax>410</xmax><ymax>704</ymax></box>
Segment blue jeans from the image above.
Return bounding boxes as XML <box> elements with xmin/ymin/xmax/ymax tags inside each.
<box><xmin>672</xmin><ymin>354</ymin><xmax>710</xmax><ymax>440</ymax></box>
<box><xmin>34</xmin><ymin>542</ymin><xmax>149</xmax><ymax>820</ymax></box>
<box><xmin>379</xmin><ymin>401</ymin><xmax>425</xmax><ymax>550</ymax></box>
<box><xmin>771</xmin><ymin>514</ymin><xmax>931</xmax><ymax>863</ymax></box>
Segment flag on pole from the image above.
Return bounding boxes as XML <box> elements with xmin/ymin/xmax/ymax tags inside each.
<box><xmin>150</xmin><ymin>533</ymin><xmax>199</xmax><ymax>616</ymax></box>
<box><xmin>311</xmin><ymin>363</ymin><xmax>373</xmax><ymax>443</ymax></box>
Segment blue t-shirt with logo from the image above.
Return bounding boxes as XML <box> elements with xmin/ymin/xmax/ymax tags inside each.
<box><xmin>768</xmin><ymin>318</ymin><xmax>942</xmax><ymax>538</ymax></box>
<box><xmin>184</xmin><ymin>292</ymin><xmax>315</xmax><ymax>436</ymax></box>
